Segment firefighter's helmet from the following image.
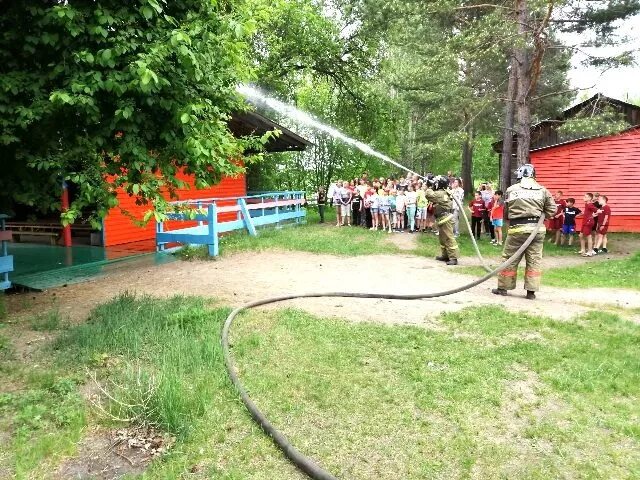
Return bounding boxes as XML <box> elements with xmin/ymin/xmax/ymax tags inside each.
<box><xmin>515</xmin><ymin>163</ymin><xmax>536</xmax><ymax>180</ymax></box>
<box><xmin>432</xmin><ymin>175</ymin><xmax>450</xmax><ymax>191</ymax></box>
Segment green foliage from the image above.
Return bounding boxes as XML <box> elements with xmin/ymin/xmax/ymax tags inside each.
<box><xmin>242</xmin><ymin>0</ymin><xmax>405</xmax><ymax>192</ymax></box>
<box><xmin>472</xmin><ymin>135</ymin><xmax>500</xmax><ymax>185</ymax></box>
<box><xmin>0</xmin><ymin>1</ymin><xmax>258</xmax><ymax>225</ymax></box>
<box><xmin>248</xmin><ymin>0</ymin><xmax>380</xmax><ymax>99</ymax></box>
<box><xmin>361</xmin><ymin>0</ymin><xmax>572</xmax><ymax>184</ymax></box>
<box><xmin>559</xmin><ymin>0</ymin><xmax>640</xmax><ymax>37</ymax></box>
<box><xmin>249</xmin><ymin>78</ymin><xmax>404</xmax><ymax>192</ymax></box>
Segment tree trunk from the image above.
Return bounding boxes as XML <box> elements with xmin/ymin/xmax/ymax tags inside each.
<box><xmin>500</xmin><ymin>55</ymin><xmax>518</xmax><ymax>190</ymax></box>
<box><xmin>514</xmin><ymin>0</ymin><xmax>532</xmax><ymax>173</ymax></box>
<box><xmin>461</xmin><ymin>115</ymin><xmax>474</xmax><ymax>193</ymax></box>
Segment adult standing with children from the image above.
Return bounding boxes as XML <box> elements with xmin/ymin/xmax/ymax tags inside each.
<box><xmin>338</xmin><ymin>181</ymin><xmax>352</xmax><ymax>226</ymax></box>
<box><xmin>451</xmin><ymin>178</ymin><xmax>464</xmax><ymax>237</ymax></box>
<box><xmin>492</xmin><ymin>164</ymin><xmax>556</xmax><ymax>300</ymax></box>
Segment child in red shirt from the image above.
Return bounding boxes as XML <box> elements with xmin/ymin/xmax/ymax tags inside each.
<box><xmin>594</xmin><ymin>195</ymin><xmax>611</xmax><ymax>254</ymax></box>
<box><xmin>579</xmin><ymin>192</ymin><xmax>598</xmax><ymax>256</ymax></box>
<box><xmin>490</xmin><ymin>190</ymin><xmax>504</xmax><ymax>246</ymax></box>
<box><xmin>468</xmin><ymin>191</ymin><xmax>486</xmax><ymax>240</ymax></box>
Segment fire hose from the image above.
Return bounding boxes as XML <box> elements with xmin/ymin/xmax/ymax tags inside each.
<box><xmin>221</xmin><ymin>209</ymin><xmax>546</xmax><ymax>479</ymax></box>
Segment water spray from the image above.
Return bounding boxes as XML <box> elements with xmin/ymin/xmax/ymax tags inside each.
<box><xmin>238</xmin><ymin>83</ymin><xmax>495</xmax><ymax>273</ymax></box>
<box><xmin>237</xmin><ymin>84</ymin><xmax>419</xmax><ymax>177</ymax></box>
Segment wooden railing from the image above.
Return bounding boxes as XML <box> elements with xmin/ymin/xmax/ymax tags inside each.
<box><xmin>156</xmin><ymin>191</ymin><xmax>306</xmax><ymax>256</ymax></box>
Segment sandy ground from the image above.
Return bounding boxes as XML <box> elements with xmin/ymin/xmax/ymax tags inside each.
<box><xmin>6</xmin><ymin>248</ymin><xmax>640</xmax><ymax>330</ymax></box>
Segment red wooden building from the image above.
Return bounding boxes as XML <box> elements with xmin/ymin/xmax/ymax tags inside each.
<box><xmin>494</xmin><ymin>94</ymin><xmax>640</xmax><ymax>232</ymax></box>
<box><xmin>100</xmin><ymin>111</ymin><xmax>310</xmax><ymax>246</ymax></box>
<box><xmin>530</xmin><ymin>126</ymin><xmax>640</xmax><ymax>232</ymax></box>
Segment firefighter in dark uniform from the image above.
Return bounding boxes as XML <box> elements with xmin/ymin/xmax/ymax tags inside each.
<box><xmin>425</xmin><ymin>175</ymin><xmax>459</xmax><ymax>265</ymax></box>
<box><xmin>492</xmin><ymin>164</ymin><xmax>556</xmax><ymax>300</ymax></box>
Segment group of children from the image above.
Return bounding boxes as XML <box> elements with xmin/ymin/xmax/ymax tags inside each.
<box><xmin>547</xmin><ymin>190</ymin><xmax>612</xmax><ymax>256</ymax></box>
<box><xmin>468</xmin><ymin>188</ymin><xmax>505</xmax><ymax>246</ymax></box>
<box><xmin>320</xmin><ymin>178</ymin><xmax>612</xmax><ymax>256</ymax></box>
<box><xmin>324</xmin><ymin>175</ymin><xmax>457</xmax><ymax>233</ymax></box>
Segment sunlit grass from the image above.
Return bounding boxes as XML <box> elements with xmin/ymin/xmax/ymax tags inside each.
<box><xmin>5</xmin><ymin>295</ymin><xmax>635</xmax><ymax>479</ymax></box>
<box><xmin>230</xmin><ymin>305</ymin><xmax>640</xmax><ymax>479</ymax></box>
<box><xmin>543</xmin><ymin>251</ymin><xmax>640</xmax><ymax>290</ymax></box>
<box><xmin>455</xmin><ymin>251</ymin><xmax>640</xmax><ymax>291</ymax></box>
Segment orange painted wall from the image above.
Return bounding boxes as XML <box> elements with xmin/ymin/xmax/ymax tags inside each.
<box><xmin>531</xmin><ymin>127</ymin><xmax>640</xmax><ymax>232</ymax></box>
<box><xmin>103</xmin><ymin>172</ymin><xmax>247</xmax><ymax>246</ymax></box>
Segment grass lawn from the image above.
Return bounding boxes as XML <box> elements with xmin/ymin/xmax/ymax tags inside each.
<box><xmin>543</xmin><ymin>251</ymin><xmax>640</xmax><ymax>289</ymax></box>
<box><xmin>1</xmin><ymin>295</ymin><xmax>639</xmax><ymax>478</ymax></box>
<box><xmin>0</xmin><ymin>358</ymin><xmax>86</xmax><ymax>478</ymax></box>
<box><xmin>457</xmin><ymin>251</ymin><xmax>640</xmax><ymax>291</ymax></box>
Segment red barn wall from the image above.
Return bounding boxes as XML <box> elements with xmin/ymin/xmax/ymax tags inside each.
<box><xmin>103</xmin><ymin>172</ymin><xmax>247</xmax><ymax>246</ymax></box>
<box><xmin>531</xmin><ymin>127</ymin><xmax>640</xmax><ymax>232</ymax></box>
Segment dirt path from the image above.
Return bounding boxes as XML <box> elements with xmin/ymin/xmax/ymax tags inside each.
<box><xmin>7</xmin><ymin>249</ymin><xmax>639</xmax><ymax>330</ymax></box>
<box><xmin>386</xmin><ymin>231</ymin><xmax>419</xmax><ymax>251</ymax></box>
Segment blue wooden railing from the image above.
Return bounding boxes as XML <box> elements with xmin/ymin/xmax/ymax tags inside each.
<box><xmin>0</xmin><ymin>214</ymin><xmax>13</xmax><ymax>290</ymax></box>
<box><xmin>156</xmin><ymin>191</ymin><xmax>306</xmax><ymax>256</ymax></box>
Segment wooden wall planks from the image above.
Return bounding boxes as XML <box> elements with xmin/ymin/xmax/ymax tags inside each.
<box><xmin>531</xmin><ymin>127</ymin><xmax>640</xmax><ymax>231</ymax></box>
<box><xmin>103</xmin><ymin>172</ymin><xmax>247</xmax><ymax>246</ymax></box>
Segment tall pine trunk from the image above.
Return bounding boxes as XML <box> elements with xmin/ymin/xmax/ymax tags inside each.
<box><xmin>514</xmin><ymin>0</ymin><xmax>532</xmax><ymax>171</ymax></box>
<box><xmin>500</xmin><ymin>55</ymin><xmax>518</xmax><ymax>189</ymax></box>
<box><xmin>461</xmin><ymin>114</ymin><xmax>474</xmax><ymax>193</ymax></box>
